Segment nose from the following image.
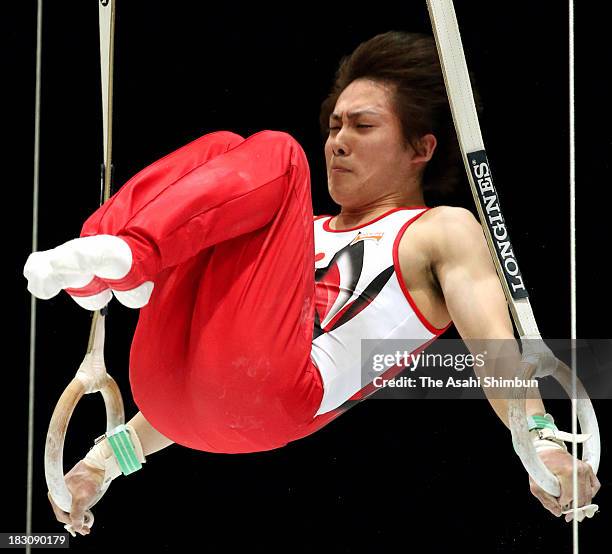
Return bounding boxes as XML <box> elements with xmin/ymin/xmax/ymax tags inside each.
<box><xmin>330</xmin><ymin>129</ymin><xmax>350</xmax><ymax>157</ymax></box>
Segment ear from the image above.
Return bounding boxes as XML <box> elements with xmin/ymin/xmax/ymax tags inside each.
<box><xmin>412</xmin><ymin>133</ymin><xmax>437</xmax><ymax>164</ymax></box>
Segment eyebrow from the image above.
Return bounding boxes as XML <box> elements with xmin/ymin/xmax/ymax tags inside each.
<box><xmin>329</xmin><ymin>109</ymin><xmax>382</xmax><ymax>121</ymax></box>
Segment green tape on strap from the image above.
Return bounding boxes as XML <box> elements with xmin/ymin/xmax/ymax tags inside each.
<box><xmin>512</xmin><ymin>414</ymin><xmax>558</xmax><ymax>453</ymax></box>
<box><xmin>107</xmin><ymin>424</ymin><xmax>142</xmax><ymax>476</ymax></box>
<box><xmin>527</xmin><ymin>414</ymin><xmax>558</xmax><ymax>432</ymax></box>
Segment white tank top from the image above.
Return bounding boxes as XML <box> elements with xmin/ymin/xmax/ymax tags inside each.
<box><xmin>311</xmin><ymin>207</ymin><xmax>452</xmax><ymax>415</ymax></box>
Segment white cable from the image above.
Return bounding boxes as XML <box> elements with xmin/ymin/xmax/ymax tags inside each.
<box><xmin>569</xmin><ymin>0</ymin><xmax>579</xmax><ymax>551</ymax></box>
<box><xmin>27</xmin><ymin>1</ymin><xmax>43</xmax><ymax>552</ymax></box>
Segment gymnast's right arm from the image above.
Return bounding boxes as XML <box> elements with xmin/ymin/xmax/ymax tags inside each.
<box><xmin>48</xmin><ymin>411</ymin><xmax>174</xmax><ymax>535</ymax></box>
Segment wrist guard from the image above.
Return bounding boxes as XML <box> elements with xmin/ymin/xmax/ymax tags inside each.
<box><xmin>513</xmin><ymin>413</ymin><xmax>591</xmax><ymax>455</ymax></box>
<box><xmin>83</xmin><ymin>424</ymin><xmax>146</xmax><ymax>491</ymax></box>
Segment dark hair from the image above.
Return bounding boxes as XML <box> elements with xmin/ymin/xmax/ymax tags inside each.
<box><xmin>319</xmin><ymin>31</ymin><xmax>483</xmax><ymax>204</ymax></box>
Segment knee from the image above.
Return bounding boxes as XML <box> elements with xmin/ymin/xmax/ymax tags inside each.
<box><xmin>207</xmin><ymin>130</ymin><xmax>245</xmax><ymax>149</ymax></box>
<box><xmin>253</xmin><ymin>129</ymin><xmax>300</xmax><ymax>147</ymax></box>
<box><xmin>250</xmin><ymin>130</ymin><xmax>309</xmax><ymax>167</ymax></box>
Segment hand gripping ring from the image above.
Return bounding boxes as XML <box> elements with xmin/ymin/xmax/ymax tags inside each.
<box><xmin>508</xmin><ymin>349</ymin><xmax>601</xmax><ymax>498</ymax></box>
<box><xmin>44</xmin><ymin>311</ymin><xmax>125</xmax><ymax>534</ymax></box>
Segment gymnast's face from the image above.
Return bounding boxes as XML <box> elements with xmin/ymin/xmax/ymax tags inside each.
<box><xmin>324</xmin><ymin>78</ymin><xmax>433</xmax><ymax>210</ymax></box>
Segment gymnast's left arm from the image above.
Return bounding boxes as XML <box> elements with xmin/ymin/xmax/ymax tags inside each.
<box><xmin>427</xmin><ymin>206</ymin><xmax>600</xmax><ymax>519</ymax></box>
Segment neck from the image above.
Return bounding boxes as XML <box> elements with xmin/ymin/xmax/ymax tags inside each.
<box><xmin>335</xmin><ymin>191</ymin><xmax>426</xmax><ymax>230</ymax></box>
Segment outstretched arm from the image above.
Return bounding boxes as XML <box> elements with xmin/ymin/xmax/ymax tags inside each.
<box><xmin>427</xmin><ymin>206</ymin><xmax>600</xmax><ymax>519</ymax></box>
<box><xmin>428</xmin><ymin>206</ymin><xmax>545</xmax><ymax>426</ymax></box>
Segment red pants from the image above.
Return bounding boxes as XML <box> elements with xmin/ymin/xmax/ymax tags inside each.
<box><xmin>68</xmin><ymin>130</ymin><xmax>326</xmax><ymax>453</ymax></box>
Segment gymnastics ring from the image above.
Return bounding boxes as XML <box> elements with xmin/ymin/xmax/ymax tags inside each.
<box><xmin>44</xmin><ymin>310</ymin><xmax>125</xmax><ymax>533</ymax></box>
<box><xmin>508</xmin><ymin>356</ymin><xmax>601</xmax><ymax>497</ymax></box>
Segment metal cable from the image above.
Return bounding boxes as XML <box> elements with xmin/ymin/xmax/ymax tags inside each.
<box><xmin>26</xmin><ymin>1</ymin><xmax>43</xmax><ymax>551</ymax></box>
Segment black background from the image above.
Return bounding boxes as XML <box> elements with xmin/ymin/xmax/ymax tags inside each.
<box><xmin>7</xmin><ymin>1</ymin><xmax>611</xmax><ymax>552</ymax></box>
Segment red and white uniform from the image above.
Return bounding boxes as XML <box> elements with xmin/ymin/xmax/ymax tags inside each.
<box><xmin>310</xmin><ymin>209</ymin><xmax>452</xmax><ymax>415</ymax></box>
<box><xmin>64</xmin><ymin>130</ymin><xmax>452</xmax><ymax>454</ymax></box>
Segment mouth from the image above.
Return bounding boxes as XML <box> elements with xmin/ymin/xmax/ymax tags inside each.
<box><xmin>332</xmin><ymin>168</ymin><xmax>351</xmax><ymax>173</ymax></box>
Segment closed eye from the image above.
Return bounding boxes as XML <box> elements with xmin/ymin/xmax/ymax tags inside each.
<box><xmin>328</xmin><ymin>125</ymin><xmax>373</xmax><ymax>131</ymax></box>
